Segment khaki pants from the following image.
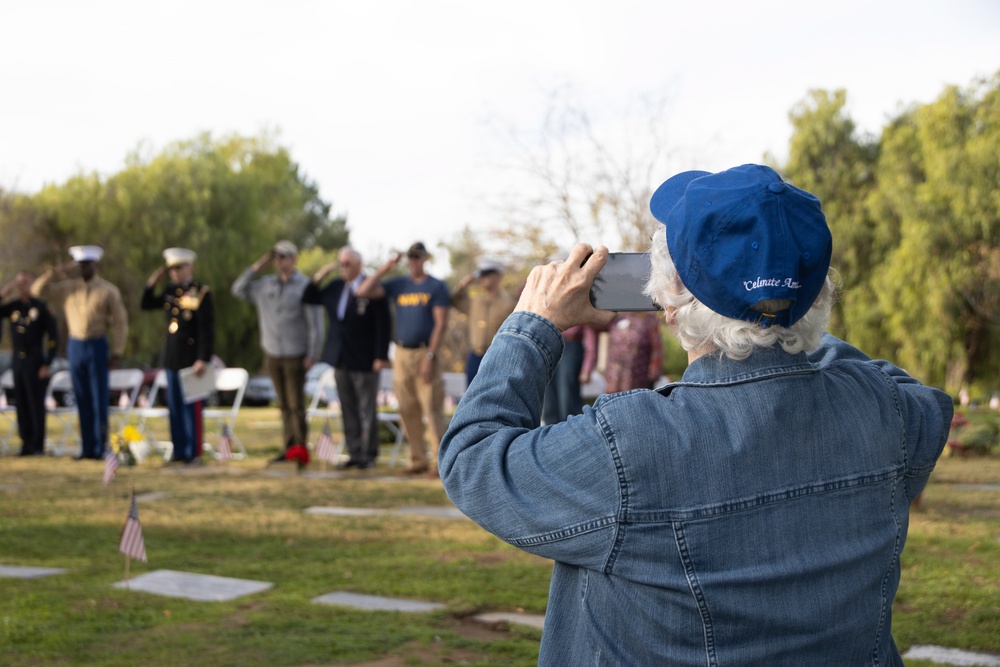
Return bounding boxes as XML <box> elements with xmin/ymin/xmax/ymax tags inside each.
<box><xmin>393</xmin><ymin>346</ymin><xmax>446</xmax><ymax>470</ymax></box>
<box><xmin>265</xmin><ymin>355</ymin><xmax>307</xmax><ymax>449</ymax></box>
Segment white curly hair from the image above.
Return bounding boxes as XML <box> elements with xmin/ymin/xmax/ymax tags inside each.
<box><xmin>643</xmin><ymin>231</ymin><xmax>835</xmax><ymax>361</ymax></box>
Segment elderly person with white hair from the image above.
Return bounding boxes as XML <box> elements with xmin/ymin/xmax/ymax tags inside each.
<box><xmin>305</xmin><ymin>247</ymin><xmax>391</xmax><ymax>469</ymax></box>
<box><xmin>439</xmin><ymin>164</ymin><xmax>952</xmax><ymax>665</ymax></box>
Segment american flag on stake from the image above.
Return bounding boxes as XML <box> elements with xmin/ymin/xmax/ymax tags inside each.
<box><xmin>102</xmin><ymin>451</ymin><xmax>119</xmax><ymax>487</ymax></box>
<box><xmin>217</xmin><ymin>424</ymin><xmax>233</xmax><ymax>462</ymax></box>
<box><xmin>119</xmin><ymin>492</ymin><xmax>147</xmax><ymax>563</ymax></box>
<box><xmin>315</xmin><ymin>421</ymin><xmax>337</xmax><ymax>464</ymax></box>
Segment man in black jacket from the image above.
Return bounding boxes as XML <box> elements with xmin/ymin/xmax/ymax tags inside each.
<box><xmin>0</xmin><ymin>271</ymin><xmax>59</xmax><ymax>456</ymax></box>
<box><xmin>304</xmin><ymin>247</ymin><xmax>391</xmax><ymax>469</ymax></box>
<box><xmin>141</xmin><ymin>248</ymin><xmax>215</xmax><ymax>465</ymax></box>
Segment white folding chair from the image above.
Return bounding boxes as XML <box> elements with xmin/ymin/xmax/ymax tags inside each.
<box><xmin>0</xmin><ymin>369</ymin><xmax>17</xmax><ymax>455</ymax></box>
<box><xmin>377</xmin><ymin>368</ymin><xmax>407</xmax><ymax>467</ymax></box>
<box><xmin>202</xmin><ymin>368</ymin><xmax>249</xmax><ymax>460</ymax></box>
<box><xmin>108</xmin><ymin>368</ymin><xmax>144</xmax><ymax>432</ymax></box>
<box><xmin>44</xmin><ymin>370</ymin><xmax>79</xmax><ymax>456</ymax></box>
<box><xmin>132</xmin><ymin>370</ymin><xmax>172</xmax><ymax>461</ymax></box>
<box><xmin>305</xmin><ymin>363</ymin><xmax>338</xmax><ymax>421</ymax></box>
<box><xmin>305</xmin><ymin>363</ymin><xmax>345</xmax><ymax>457</ymax></box>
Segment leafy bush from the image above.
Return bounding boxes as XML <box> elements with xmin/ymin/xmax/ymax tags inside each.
<box><xmin>952</xmin><ymin>419</ymin><xmax>1000</xmax><ymax>455</ymax></box>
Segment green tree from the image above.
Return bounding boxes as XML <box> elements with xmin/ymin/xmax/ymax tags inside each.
<box><xmin>780</xmin><ymin>89</ymin><xmax>885</xmax><ymax>352</ymax></box>
<box><xmin>871</xmin><ymin>74</ymin><xmax>1000</xmax><ymax>390</ymax></box>
<box><xmin>0</xmin><ymin>132</ymin><xmax>348</xmax><ymax>371</ymax></box>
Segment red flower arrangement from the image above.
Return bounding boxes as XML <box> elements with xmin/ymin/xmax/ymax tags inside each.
<box><xmin>285</xmin><ymin>444</ymin><xmax>310</xmax><ymax>468</ymax></box>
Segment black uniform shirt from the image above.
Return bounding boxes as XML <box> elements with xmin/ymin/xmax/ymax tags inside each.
<box><xmin>0</xmin><ymin>297</ymin><xmax>59</xmax><ymax>365</ymax></box>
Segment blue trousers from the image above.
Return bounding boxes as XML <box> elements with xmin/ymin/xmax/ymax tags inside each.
<box><xmin>543</xmin><ymin>340</ymin><xmax>584</xmax><ymax>425</ymax></box>
<box><xmin>465</xmin><ymin>351</ymin><xmax>484</xmax><ymax>388</ymax></box>
<box><xmin>165</xmin><ymin>369</ymin><xmax>202</xmax><ymax>462</ymax></box>
<box><xmin>67</xmin><ymin>337</ymin><xmax>109</xmax><ymax>457</ymax></box>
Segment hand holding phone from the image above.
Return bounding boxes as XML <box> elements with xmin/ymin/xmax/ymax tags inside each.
<box><xmin>590</xmin><ymin>252</ymin><xmax>661</xmax><ymax>311</ymax></box>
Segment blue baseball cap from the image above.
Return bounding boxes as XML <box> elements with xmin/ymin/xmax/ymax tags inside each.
<box><xmin>649</xmin><ymin>164</ymin><xmax>832</xmax><ymax>328</ymax></box>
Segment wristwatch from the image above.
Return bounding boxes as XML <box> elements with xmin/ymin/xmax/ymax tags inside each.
<box><xmin>426</xmin><ymin>351</ymin><xmax>436</xmax><ymax>360</ymax></box>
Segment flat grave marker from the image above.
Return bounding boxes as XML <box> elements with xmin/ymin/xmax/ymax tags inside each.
<box><xmin>112</xmin><ymin>569</ymin><xmax>273</xmax><ymax>602</ymax></box>
<box><xmin>0</xmin><ymin>565</ymin><xmax>68</xmax><ymax>579</ymax></box>
<box><xmin>312</xmin><ymin>591</ymin><xmax>444</xmax><ymax>613</ymax></box>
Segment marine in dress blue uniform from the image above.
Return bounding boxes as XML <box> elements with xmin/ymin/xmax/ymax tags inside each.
<box><xmin>141</xmin><ymin>248</ymin><xmax>215</xmax><ymax>464</ymax></box>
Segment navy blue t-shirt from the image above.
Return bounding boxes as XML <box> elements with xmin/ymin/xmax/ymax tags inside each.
<box><xmin>382</xmin><ymin>275</ymin><xmax>450</xmax><ymax>346</ymax></box>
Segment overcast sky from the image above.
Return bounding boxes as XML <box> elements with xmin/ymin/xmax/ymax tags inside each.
<box><xmin>2</xmin><ymin>0</ymin><xmax>997</xmax><ymax>270</ymax></box>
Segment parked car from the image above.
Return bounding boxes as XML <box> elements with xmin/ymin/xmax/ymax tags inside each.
<box><xmin>243</xmin><ymin>374</ymin><xmax>277</xmax><ymax>407</ymax></box>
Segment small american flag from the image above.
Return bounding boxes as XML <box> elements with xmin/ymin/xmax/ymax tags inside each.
<box><xmin>119</xmin><ymin>493</ymin><xmax>147</xmax><ymax>563</ymax></box>
<box><xmin>102</xmin><ymin>451</ymin><xmax>120</xmax><ymax>487</ymax></box>
<box><xmin>315</xmin><ymin>421</ymin><xmax>337</xmax><ymax>464</ymax></box>
<box><xmin>217</xmin><ymin>425</ymin><xmax>233</xmax><ymax>462</ymax></box>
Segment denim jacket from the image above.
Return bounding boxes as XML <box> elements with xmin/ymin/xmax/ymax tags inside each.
<box><xmin>440</xmin><ymin>312</ymin><xmax>952</xmax><ymax>666</ymax></box>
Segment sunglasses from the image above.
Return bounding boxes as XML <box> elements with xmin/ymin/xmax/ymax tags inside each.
<box><xmin>273</xmin><ymin>253</ymin><xmax>290</xmax><ymax>260</ymax></box>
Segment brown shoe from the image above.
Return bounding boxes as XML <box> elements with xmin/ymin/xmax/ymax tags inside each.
<box><xmin>404</xmin><ymin>463</ymin><xmax>429</xmax><ymax>474</ymax></box>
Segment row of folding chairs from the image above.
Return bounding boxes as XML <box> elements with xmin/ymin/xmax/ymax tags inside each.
<box><xmin>0</xmin><ymin>367</ymin><xmax>249</xmax><ymax>461</ymax></box>
<box><xmin>304</xmin><ymin>364</ymin><xmax>467</xmax><ymax>467</ymax></box>
<box><xmin>133</xmin><ymin>368</ymin><xmax>249</xmax><ymax>462</ymax></box>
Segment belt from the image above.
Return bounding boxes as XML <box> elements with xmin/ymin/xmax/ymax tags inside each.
<box><xmin>398</xmin><ymin>342</ymin><xmax>428</xmax><ymax>349</ymax></box>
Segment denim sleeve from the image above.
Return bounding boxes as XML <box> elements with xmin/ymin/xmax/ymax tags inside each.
<box><xmin>440</xmin><ymin>312</ymin><xmax>623</xmax><ymax>570</ymax></box>
<box><xmin>810</xmin><ymin>333</ymin><xmax>953</xmax><ymax>501</ymax></box>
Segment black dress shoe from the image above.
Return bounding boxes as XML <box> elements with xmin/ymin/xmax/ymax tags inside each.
<box><xmin>335</xmin><ymin>459</ymin><xmax>360</xmax><ymax>470</ymax></box>
<box><xmin>270</xmin><ymin>452</ymin><xmax>289</xmax><ymax>463</ymax></box>
<box><xmin>357</xmin><ymin>461</ymin><xmax>374</xmax><ymax>470</ymax></box>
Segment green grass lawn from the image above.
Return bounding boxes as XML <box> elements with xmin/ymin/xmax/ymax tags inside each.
<box><xmin>1</xmin><ymin>408</ymin><xmax>998</xmax><ymax>666</ymax></box>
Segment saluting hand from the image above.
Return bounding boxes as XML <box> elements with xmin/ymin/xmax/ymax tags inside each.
<box><xmin>146</xmin><ymin>266</ymin><xmax>166</xmax><ymax>287</ymax></box>
<box><xmin>312</xmin><ymin>261</ymin><xmax>338</xmax><ymax>284</ymax></box>
<box><xmin>378</xmin><ymin>252</ymin><xmax>403</xmax><ymax>275</ymax></box>
<box><xmin>251</xmin><ymin>250</ymin><xmax>274</xmax><ymax>273</ymax></box>
<box><xmin>54</xmin><ymin>261</ymin><xmax>76</xmax><ymax>277</ymax></box>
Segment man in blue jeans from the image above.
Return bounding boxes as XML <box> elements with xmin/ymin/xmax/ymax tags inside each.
<box><xmin>440</xmin><ymin>165</ymin><xmax>952</xmax><ymax>665</ymax></box>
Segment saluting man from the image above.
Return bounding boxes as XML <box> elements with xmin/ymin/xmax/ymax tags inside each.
<box><xmin>141</xmin><ymin>248</ymin><xmax>215</xmax><ymax>465</ymax></box>
<box><xmin>32</xmin><ymin>245</ymin><xmax>128</xmax><ymax>460</ymax></box>
<box><xmin>0</xmin><ymin>271</ymin><xmax>59</xmax><ymax>456</ymax></box>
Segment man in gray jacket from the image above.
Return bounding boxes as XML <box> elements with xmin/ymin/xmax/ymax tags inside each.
<box><xmin>232</xmin><ymin>240</ymin><xmax>323</xmax><ymax>462</ymax></box>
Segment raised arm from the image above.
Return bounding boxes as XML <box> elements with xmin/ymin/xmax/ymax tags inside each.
<box><xmin>355</xmin><ymin>253</ymin><xmax>401</xmax><ymax>299</ymax></box>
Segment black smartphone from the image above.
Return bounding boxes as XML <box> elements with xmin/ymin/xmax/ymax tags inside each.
<box><xmin>590</xmin><ymin>252</ymin><xmax>661</xmax><ymax>311</ymax></box>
